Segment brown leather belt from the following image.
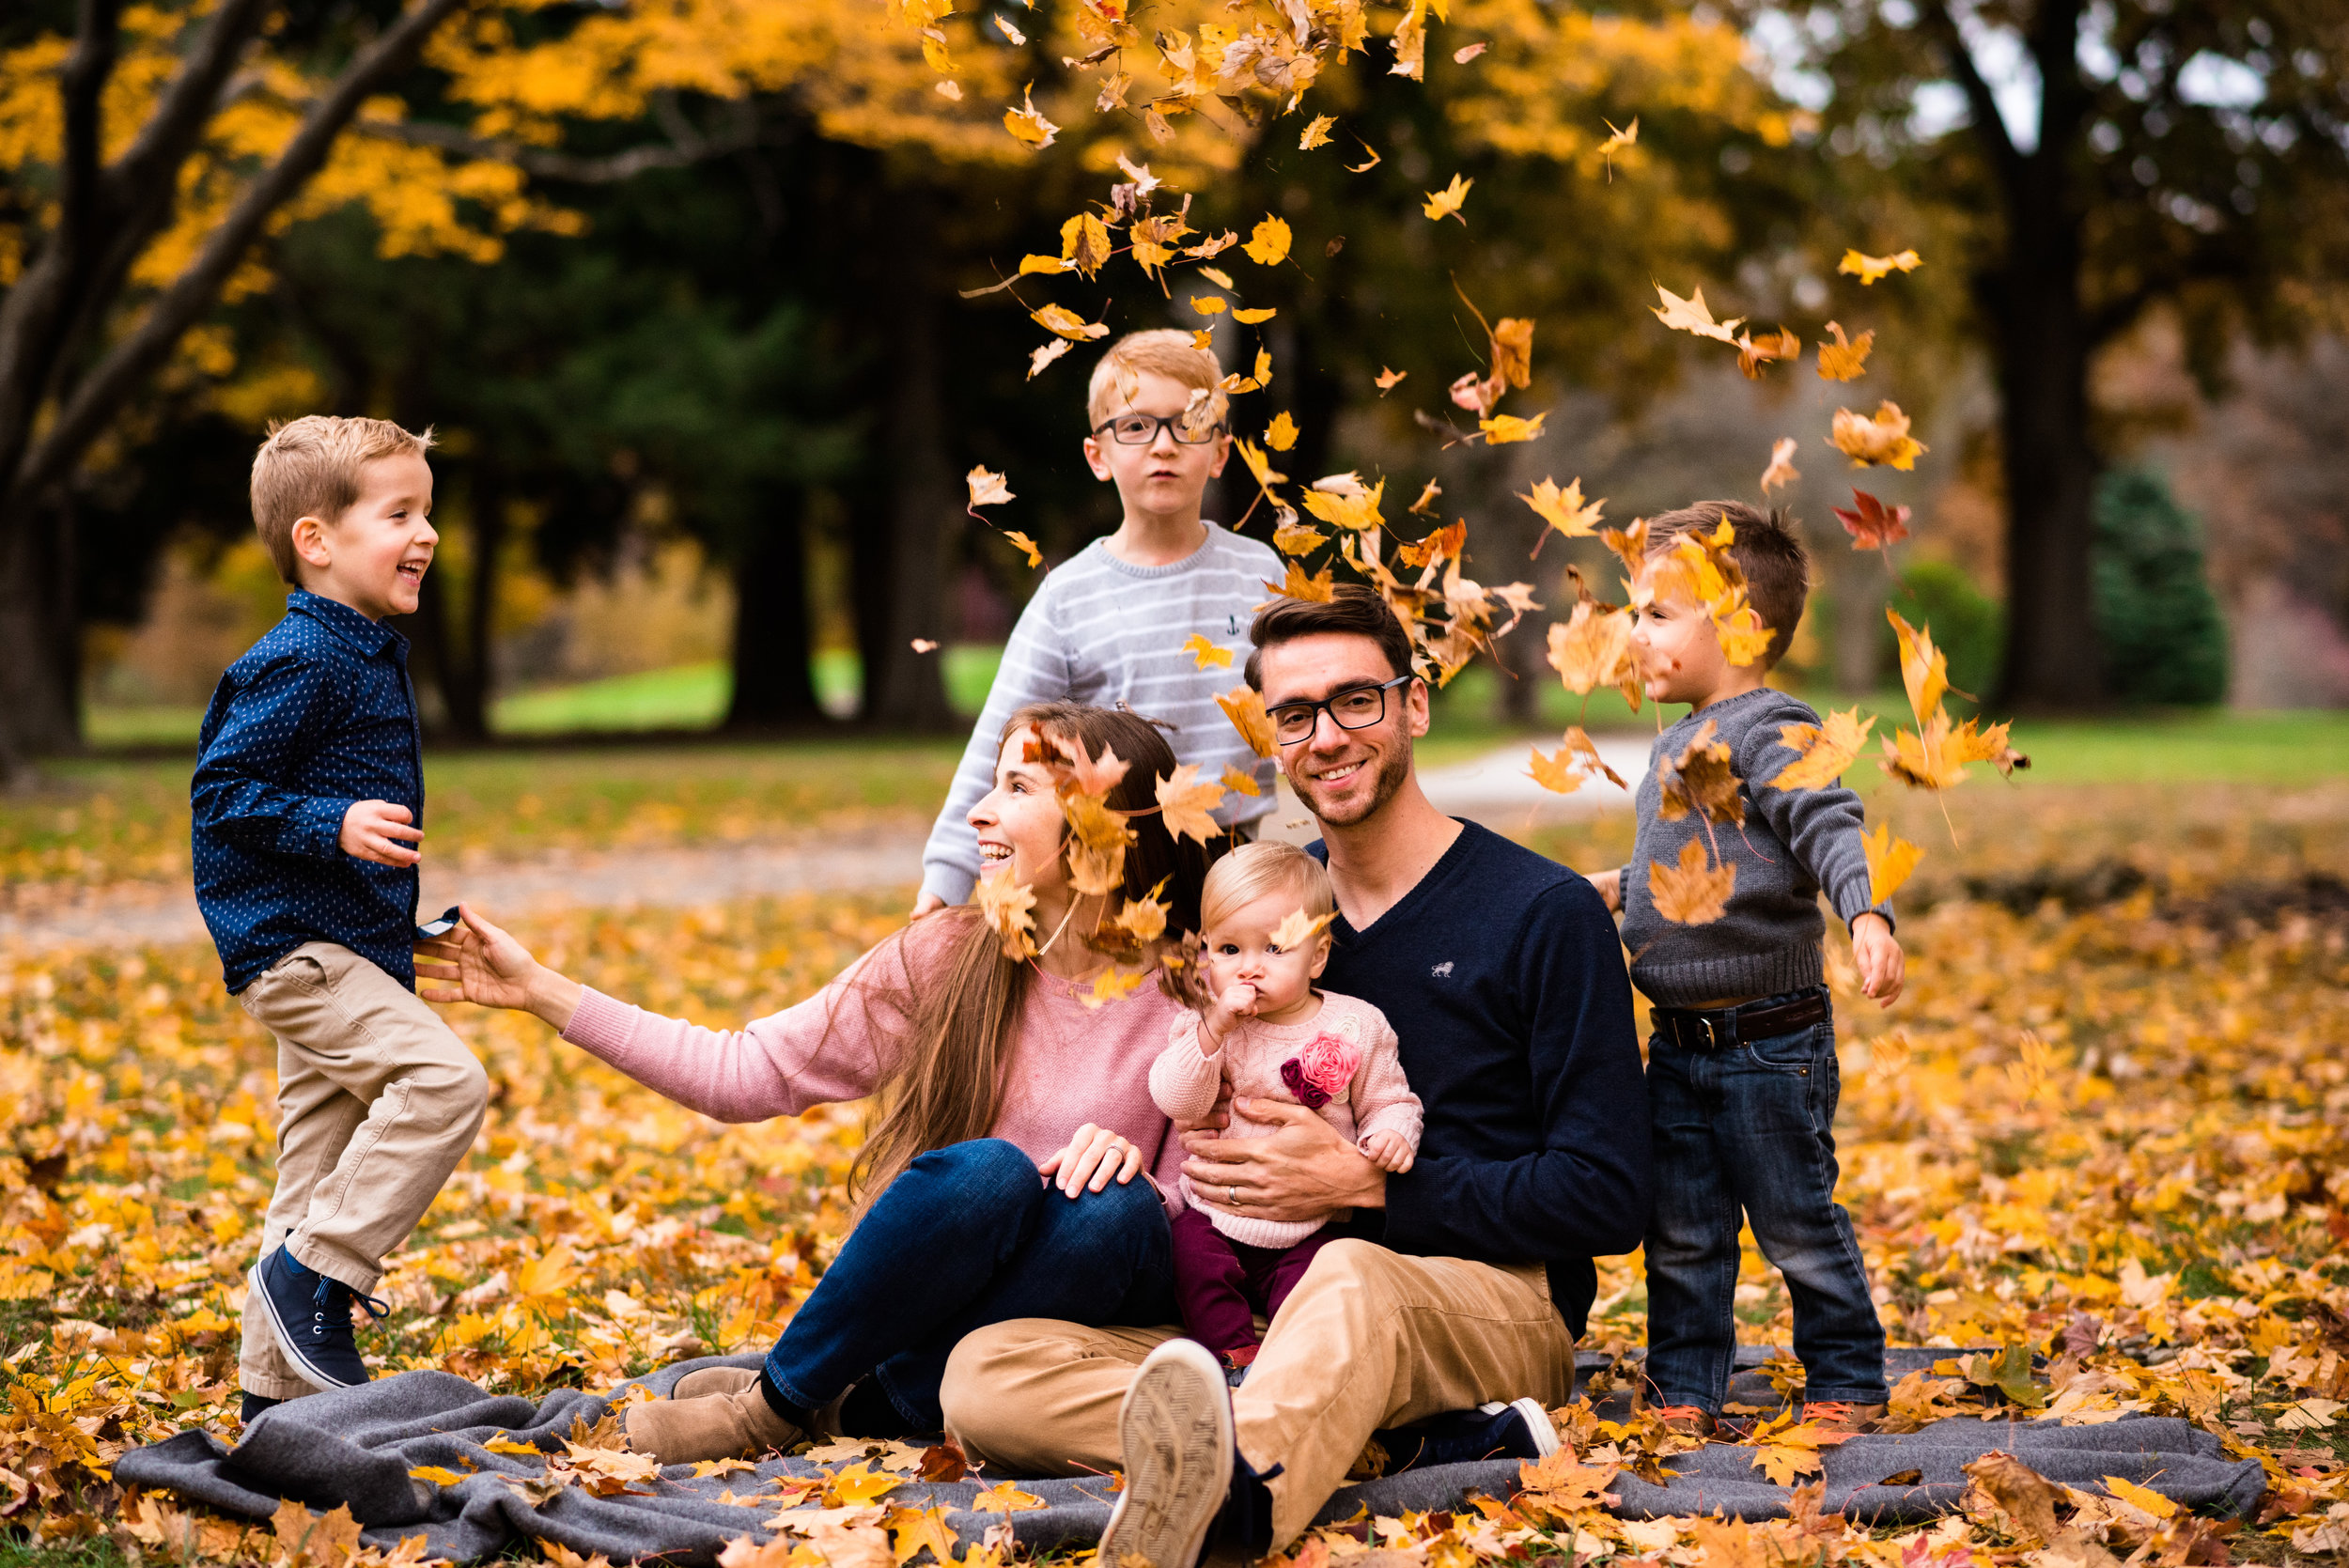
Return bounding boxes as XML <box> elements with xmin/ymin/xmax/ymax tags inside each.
<box><xmin>1652</xmin><ymin>988</ymin><xmax>1829</xmax><ymax>1052</ymax></box>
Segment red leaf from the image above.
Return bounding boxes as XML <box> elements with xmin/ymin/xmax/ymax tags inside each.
<box><xmin>1833</xmin><ymin>488</ymin><xmax>1911</xmax><ymax>551</ymax></box>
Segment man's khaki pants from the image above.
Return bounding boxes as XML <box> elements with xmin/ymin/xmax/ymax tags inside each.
<box><xmin>940</xmin><ymin>1237</ymin><xmax>1577</xmax><ymax>1549</ymax></box>
<box><xmin>236</xmin><ymin>942</ymin><xmax>489</xmax><ymax>1400</ymax></box>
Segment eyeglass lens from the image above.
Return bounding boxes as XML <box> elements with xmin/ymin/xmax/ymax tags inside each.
<box><xmin>1107</xmin><ymin>413</ymin><xmax>1221</xmax><ymax>444</ymax></box>
<box><xmin>1270</xmin><ymin>686</ymin><xmax>1388</xmax><ymax>740</ymax></box>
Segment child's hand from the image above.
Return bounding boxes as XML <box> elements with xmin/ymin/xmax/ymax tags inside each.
<box><xmin>1852</xmin><ymin>913</ymin><xmax>1904</xmax><ymax>1006</ymax></box>
<box><xmin>340</xmin><ymin>800</ymin><xmax>422</xmax><ymax>866</ymax></box>
<box><xmin>1201</xmin><ymin>982</ymin><xmax>1258</xmax><ymax>1048</ymax></box>
<box><xmin>1588</xmin><ymin>868</ymin><xmax>1622</xmax><ymax>913</ymax></box>
<box><xmin>1361</xmin><ymin>1130</ymin><xmax>1415</xmax><ymax>1173</ymax></box>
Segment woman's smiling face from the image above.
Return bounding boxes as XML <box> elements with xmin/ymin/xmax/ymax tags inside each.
<box><xmin>969</xmin><ymin>724</ymin><xmax>1070</xmax><ymax>893</ymax></box>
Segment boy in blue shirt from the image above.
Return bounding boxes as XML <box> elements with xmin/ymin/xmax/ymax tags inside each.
<box><xmin>192</xmin><ymin>416</ymin><xmax>487</xmax><ymax>1422</ymax></box>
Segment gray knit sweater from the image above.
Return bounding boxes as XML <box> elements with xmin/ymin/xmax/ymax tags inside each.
<box><xmin>1618</xmin><ymin>687</ymin><xmax>1890</xmax><ymax>1008</ymax></box>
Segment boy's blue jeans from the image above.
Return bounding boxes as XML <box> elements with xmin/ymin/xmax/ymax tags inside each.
<box><xmin>1642</xmin><ymin>987</ymin><xmax>1889</xmax><ymax>1415</ymax></box>
<box><xmin>763</xmin><ymin>1138</ymin><xmax>1175</xmax><ymax>1432</ymax></box>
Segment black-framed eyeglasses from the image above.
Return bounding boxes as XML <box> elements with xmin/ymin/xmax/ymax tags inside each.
<box><xmin>1093</xmin><ymin>412</ymin><xmax>1226</xmax><ymax>445</ymax></box>
<box><xmin>1268</xmin><ymin>675</ymin><xmax>1417</xmax><ymax>746</ymax></box>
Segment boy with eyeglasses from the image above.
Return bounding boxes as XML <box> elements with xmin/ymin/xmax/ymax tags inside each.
<box><xmin>913</xmin><ymin>330</ymin><xmax>1283</xmax><ymax>915</ymax></box>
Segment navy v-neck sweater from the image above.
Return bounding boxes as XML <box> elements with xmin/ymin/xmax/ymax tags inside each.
<box><xmin>1312</xmin><ymin>819</ymin><xmax>1649</xmax><ymax>1337</ymax></box>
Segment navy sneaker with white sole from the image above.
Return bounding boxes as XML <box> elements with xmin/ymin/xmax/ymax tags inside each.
<box><xmin>248</xmin><ymin>1244</ymin><xmax>386</xmax><ymax>1391</ymax></box>
<box><xmin>1373</xmin><ymin>1398</ymin><xmax>1559</xmax><ymax>1473</ymax></box>
<box><xmin>1100</xmin><ymin>1339</ymin><xmax>1281</xmax><ymax>1568</ymax></box>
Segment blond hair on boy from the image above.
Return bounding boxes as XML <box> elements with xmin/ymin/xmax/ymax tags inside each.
<box><xmin>1201</xmin><ymin>841</ymin><xmax>1335</xmax><ymax>936</ymax></box>
<box><xmin>1087</xmin><ymin>329</ymin><xmax>1228</xmax><ymax>430</ymax></box>
<box><xmin>250</xmin><ymin>416</ymin><xmax>435</xmax><ymax>585</ymax></box>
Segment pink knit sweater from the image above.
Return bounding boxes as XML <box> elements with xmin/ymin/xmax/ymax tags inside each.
<box><xmin>559</xmin><ymin>920</ymin><xmax>1188</xmax><ymax>1215</ymax></box>
<box><xmin>1148</xmin><ymin>990</ymin><xmax>1422</xmax><ymax>1249</ymax></box>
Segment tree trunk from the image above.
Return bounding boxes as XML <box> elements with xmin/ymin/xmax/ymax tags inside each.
<box><xmin>725</xmin><ymin>492</ymin><xmax>824</xmax><ymax>729</ymax></box>
<box><xmin>0</xmin><ymin>494</ymin><xmax>80</xmax><ymax>781</ymax></box>
<box><xmin>406</xmin><ymin>458</ymin><xmax>501</xmax><ymax>742</ymax></box>
<box><xmin>1987</xmin><ymin>193</ymin><xmax>2105</xmax><ymax>710</ymax></box>
<box><xmin>1832</xmin><ymin>547</ymin><xmax>1889</xmax><ymax>696</ymax></box>
<box><xmin>856</xmin><ymin>220</ymin><xmax>955</xmax><ymax>733</ymax></box>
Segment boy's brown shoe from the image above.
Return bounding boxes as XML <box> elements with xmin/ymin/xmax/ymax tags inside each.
<box><xmin>1801</xmin><ymin>1400</ymin><xmax>1886</xmax><ymax>1435</ymax></box>
<box><xmin>1652</xmin><ymin>1405</ymin><xmax>1716</xmax><ymax>1438</ymax></box>
<box><xmin>625</xmin><ymin>1384</ymin><xmax>803</xmax><ymax>1465</ymax></box>
<box><xmin>672</xmin><ymin>1365</ymin><xmax>762</xmax><ymax>1402</ymax></box>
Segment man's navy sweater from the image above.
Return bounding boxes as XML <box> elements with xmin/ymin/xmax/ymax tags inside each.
<box><xmin>1312</xmin><ymin>819</ymin><xmax>1650</xmax><ymax>1337</ymax></box>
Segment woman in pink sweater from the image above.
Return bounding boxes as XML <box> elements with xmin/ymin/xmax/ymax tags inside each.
<box><xmin>418</xmin><ymin>703</ymin><xmax>1213</xmax><ymax>1463</ymax></box>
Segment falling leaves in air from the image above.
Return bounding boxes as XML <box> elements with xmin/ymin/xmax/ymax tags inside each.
<box><xmin>1346</xmin><ymin>140</ymin><xmax>1382</xmax><ymax>172</ymax></box>
<box><xmin>1520</xmin><ymin>476</ymin><xmax>1604</xmax><ymax>554</ymax></box>
<box><xmin>1374</xmin><ymin>366</ymin><xmax>1407</xmax><ymax>392</ymax></box>
<box><xmin>1423</xmin><ymin>173</ymin><xmax>1472</xmax><ymax>224</ymax></box>
<box><xmin>1242</xmin><ymin>216</ymin><xmax>1292</xmax><ymax>266</ymax></box>
<box><xmin>1033</xmin><ymin>303</ymin><xmax>1109</xmax><ymax>342</ymax></box>
<box><xmin>966</xmin><ymin>466</ymin><xmax>1014</xmax><ymax>513</ymax></box>
<box><xmin>1028</xmin><ymin>339</ymin><xmax>1073</xmax><ymax>379</ymax></box>
<box><xmin>1834</xmin><ymin>489</ymin><xmax>1911</xmax><ymax>550</ymax></box>
<box><xmin>1155</xmin><ymin>765</ymin><xmax>1227</xmax><ymax>845</ymax></box>
<box><xmin>1273</xmin><ymin>518</ymin><xmax>1326</xmax><ymax>555</ymax></box>
<box><xmin>1302</xmin><ymin>474</ymin><xmax>1385</xmax><ymax>533</ymax></box>
<box><xmin>1453</xmin><ymin>41</ymin><xmax>1487</xmax><ymax>63</ymax></box>
<box><xmin>1218</xmin><ymin>685</ymin><xmax>1278</xmax><ymax>757</ymax></box>
<box><xmin>1815</xmin><ymin>321</ymin><xmax>1875</xmax><ymax>381</ymax></box>
<box><xmin>1408</xmin><ymin>478</ymin><xmax>1444</xmax><ymax>517</ymax></box>
<box><xmin>1182</xmin><ymin>633</ymin><xmax>1233</xmax><ymax>670</ymax></box>
<box><xmin>1003</xmin><ymin>85</ymin><xmax>1058</xmax><ymax>148</ymax></box>
<box><xmin>1221</xmin><ymin>764</ymin><xmax>1261</xmax><ymax>797</ymax></box>
<box><xmin>1597</xmin><ymin>116</ymin><xmax>1638</xmax><ymax>177</ymax></box>
<box><xmin>909</xmin><ymin>639</ymin><xmax>940</xmax><ymax>654</ymax></box>
<box><xmin>1266</xmin><ymin>558</ymin><xmax>1337</xmax><ymax>601</ymax></box>
<box><xmin>1760</xmin><ymin>436</ymin><xmax>1801</xmax><ymax>494</ymax></box>
<box><xmin>1769</xmin><ymin>708</ymin><xmax>1876</xmax><ymax>792</ymax></box>
<box><xmin>976</xmin><ymin>864</ymin><xmax>1039</xmax><ymax>961</ymax></box>
<box><xmin>1862</xmin><ymin>821</ymin><xmax>1923</xmax><ymax>905</ymax></box>
<box><xmin>1299</xmin><ymin>115</ymin><xmax>1335</xmax><ymax>149</ymax></box>
<box><xmin>1478</xmin><ymin>411</ymin><xmax>1546</xmax><ymax>444</ymax></box>
<box><xmin>1839</xmin><ymin>247</ymin><xmax>1923</xmax><ymax>285</ymax></box>
<box><xmin>1001</xmin><ymin>530</ymin><xmax>1044</xmax><ymax>568</ymax></box>
<box><xmin>1657</xmin><ymin>720</ymin><xmax>1744</xmax><ymax>829</ymax></box>
<box><xmin>1649</xmin><ymin>839</ymin><xmax>1735</xmax><ymax>925</ymax></box>
<box><xmin>1651</xmin><ymin>284</ymin><xmax>1743</xmax><ymax>344</ymax></box>
<box><xmin>1233</xmin><ymin>305</ymin><xmax>1276</xmax><ymax>323</ymax></box>
<box><xmin>1269</xmin><ymin>908</ymin><xmax>1335</xmax><ymax>950</ymax></box>
<box><xmin>1736</xmin><ymin>327</ymin><xmax>1802</xmax><ymax>380</ymax></box>
<box><xmin>1527</xmin><ymin>727</ymin><xmax>1625</xmax><ymax>795</ymax></box>
<box><xmin>1829</xmin><ymin>401</ymin><xmax>1927</xmax><ymax>470</ymax></box>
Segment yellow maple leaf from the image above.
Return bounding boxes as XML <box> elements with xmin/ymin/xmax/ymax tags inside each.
<box><xmin>1081</xmin><ymin>968</ymin><xmax>1144</xmax><ymax>1009</ymax></box>
<box><xmin>1299</xmin><ymin>115</ymin><xmax>1335</xmax><ymax>149</ymax></box>
<box><xmin>1815</xmin><ymin>320</ymin><xmax>1874</xmax><ymax>381</ymax></box>
<box><xmin>1269</xmin><ymin>908</ymin><xmax>1334</xmax><ymax>950</ymax></box>
<box><xmin>2100</xmin><ymin>1475</ymin><xmax>2178</xmax><ymax>1520</ymax></box>
<box><xmin>1479</xmin><ymin>411</ymin><xmax>1547</xmax><ymax>443</ymax></box>
<box><xmin>1027</xmin><ymin>339</ymin><xmax>1072</xmax><ymax>380</ymax></box>
<box><xmin>1713</xmin><ymin>599</ymin><xmax>1775</xmax><ymax>667</ymax></box>
<box><xmin>1232</xmin><ymin>306</ymin><xmax>1276</xmax><ymax>324</ymax></box>
<box><xmin>1862</xmin><ymin>821</ymin><xmax>1923</xmax><ymax>905</ymax></box>
<box><xmin>1886</xmin><ymin>607</ymin><xmax>1949</xmax><ymax>722</ymax></box>
<box><xmin>1839</xmin><ymin>247</ymin><xmax>1922</xmax><ymax>285</ymax></box>
<box><xmin>966</xmin><ymin>466</ymin><xmax>1014</xmax><ymax>509</ymax></box>
<box><xmin>1235</xmin><ymin>438</ymin><xmax>1286</xmax><ymax>492</ymax></box>
<box><xmin>482</xmin><ymin>1436</ymin><xmax>545</xmax><ymax>1457</ymax></box>
<box><xmin>1190</xmin><ymin>294</ymin><xmax>1227</xmax><ymax>316</ymax></box>
<box><xmin>1546</xmin><ymin>603</ymin><xmax>1634</xmax><ymax>696</ymax></box>
<box><xmin>1265</xmin><ymin>411</ymin><xmax>1299</xmax><ymax>451</ymax></box>
<box><xmin>823</xmin><ymin>1462</ymin><xmax>902</xmax><ymax>1508</ymax></box>
<box><xmin>1519</xmin><ymin>476</ymin><xmax>1604</xmax><ymax>548</ymax></box>
<box><xmin>1003</xmin><ymin>85</ymin><xmax>1059</xmax><ymax>148</ymax></box>
<box><xmin>1272</xmin><ymin>518</ymin><xmax>1326</xmax><ymax>555</ymax></box>
<box><xmin>1018</xmin><ymin>254</ymin><xmax>1067</xmax><ymax>276</ymax></box>
<box><xmin>1649</xmin><ymin>839</ymin><xmax>1735</xmax><ymax>925</ymax></box>
<box><xmin>1526</xmin><ymin>742</ymin><xmax>1589</xmax><ymax>795</ymax></box>
<box><xmin>1218</xmin><ymin>686</ymin><xmax>1277</xmax><ymax>757</ymax></box>
<box><xmin>1736</xmin><ymin>326</ymin><xmax>1802</xmax><ymax>379</ymax></box>
<box><xmin>1301</xmin><ymin>477</ymin><xmax>1385</xmax><ymax>532</ymax></box>
<box><xmin>1061</xmin><ymin>212</ymin><xmax>1112</xmax><ymax>274</ymax></box>
<box><xmin>1032</xmin><ymin>303</ymin><xmax>1109</xmax><ymax>342</ymax></box>
<box><xmin>1374</xmin><ymin>365</ymin><xmax>1406</xmax><ymax>391</ymax></box>
<box><xmin>971</xmin><ymin>1483</ymin><xmax>1048</xmax><ymax>1513</ymax></box>
<box><xmin>1422</xmin><ymin>173</ymin><xmax>1472</xmax><ymax>223</ymax></box>
<box><xmin>1182</xmin><ymin>633</ymin><xmax>1233</xmax><ymax>670</ymax></box>
<box><xmin>1829</xmin><ymin>401</ymin><xmax>1927</xmax><ymax>470</ymax></box>
<box><xmin>885</xmin><ymin>1505</ymin><xmax>960</xmax><ymax>1568</ymax></box>
<box><xmin>1221</xmin><ymin>764</ymin><xmax>1261</xmax><ymax>797</ymax></box>
<box><xmin>1760</xmin><ymin>435</ymin><xmax>1800</xmax><ymax>494</ymax></box>
<box><xmin>409</xmin><ymin>1466</ymin><xmax>468</xmax><ymax>1487</ymax></box>
<box><xmin>1155</xmin><ymin>763</ymin><xmax>1226</xmax><ymax>844</ymax></box>
<box><xmin>1771</xmin><ymin>708</ymin><xmax>1876</xmax><ymax>791</ymax></box>
<box><xmin>1651</xmin><ymin>284</ymin><xmax>1743</xmax><ymax>344</ymax></box>
<box><xmin>1264</xmin><ymin>559</ymin><xmax>1336</xmax><ymax>601</ymax></box>
<box><xmin>975</xmin><ymin>865</ymin><xmax>1038</xmax><ymax>960</ymax></box>
<box><xmin>1242</xmin><ymin>215</ymin><xmax>1292</xmax><ymax>266</ymax></box>
<box><xmin>1000</xmin><ymin>530</ymin><xmax>1044</xmax><ymax>568</ymax></box>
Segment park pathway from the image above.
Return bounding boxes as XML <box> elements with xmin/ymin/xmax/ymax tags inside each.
<box><xmin>1</xmin><ymin>737</ymin><xmax>1649</xmax><ymax>955</ymax></box>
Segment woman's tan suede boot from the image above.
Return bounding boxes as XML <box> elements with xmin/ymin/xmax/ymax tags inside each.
<box><xmin>625</xmin><ymin>1384</ymin><xmax>802</xmax><ymax>1465</ymax></box>
<box><xmin>672</xmin><ymin>1366</ymin><xmax>762</xmax><ymax>1401</ymax></box>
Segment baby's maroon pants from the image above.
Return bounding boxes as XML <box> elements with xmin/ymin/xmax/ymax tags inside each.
<box><xmin>1170</xmin><ymin>1205</ymin><xmax>1340</xmax><ymax>1361</ymax></box>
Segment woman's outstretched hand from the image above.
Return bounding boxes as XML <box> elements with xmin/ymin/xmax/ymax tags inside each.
<box><xmin>414</xmin><ymin>905</ymin><xmax>583</xmax><ymax>1031</ymax></box>
<box><xmin>1036</xmin><ymin>1122</ymin><xmax>1146</xmax><ymax>1196</ymax></box>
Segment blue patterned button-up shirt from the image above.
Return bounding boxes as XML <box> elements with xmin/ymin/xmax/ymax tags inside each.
<box><xmin>192</xmin><ymin>591</ymin><xmax>426</xmax><ymax>993</ymax></box>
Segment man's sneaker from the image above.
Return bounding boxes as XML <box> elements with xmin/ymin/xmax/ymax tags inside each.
<box><xmin>1373</xmin><ymin>1399</ymin><xmax>1559</xmax><ymax>1473</ymax></box>
<box><xmin>1801</xmin><ymin>1400</ymin><xmax>1885</xmax><ymax>1435</ymax></box>
<box><xmin>247</xmin><ymin>1245</ymin><xmax>386</xmax><ymax>1391</ymax></box>
<box><xmin>1101</xmin><ymin>1338</ymin><xmax>1281</xmax><ymax>1568</ymax></box>
<box><xmin>240</xmin><ymin>1392</ymin><xmax>283</xmax><ymax>1424</ymax></box>
<box><xmin>1652</xmin><ymin>1405</ymin><xmax>1716</xmax><ymax>1438</ymax></box>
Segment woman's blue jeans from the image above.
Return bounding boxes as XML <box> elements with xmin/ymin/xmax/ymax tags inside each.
<box><xmin>763</xmin><ymin>1138</ymin><xmax>1175</xmax><ymax>1432</ymax></box>
<box><xmin>1642</xmin><ymin>990</ymin><xmax>1889</xmax><ymax>1415</ymax></box>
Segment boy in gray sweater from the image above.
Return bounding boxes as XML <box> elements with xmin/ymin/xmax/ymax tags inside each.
<box><xmin>1585</xmin><ymin>501</ymin><xmax>1902</xmax><ymax>1436</ymax></box>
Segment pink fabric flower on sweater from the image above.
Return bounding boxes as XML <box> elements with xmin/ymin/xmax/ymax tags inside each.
<box><xmin>1279</xmin><ymin>1032</ymin><xmax>1360</xmax><ymax>1110</ymax></box>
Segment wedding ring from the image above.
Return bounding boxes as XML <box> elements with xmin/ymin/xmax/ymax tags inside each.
<box><xmin>1227</xmin><ymin>1185</ymin><xmax>1240</xmax><ymax>1206</ymax></box>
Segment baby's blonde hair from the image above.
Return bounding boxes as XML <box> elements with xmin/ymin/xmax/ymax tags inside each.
<box><xmin>1086</xmin><ymin>328</ymin><xmax>1227</xmax><ymax>430</ymax></box>
<box><xmin>250</xmin><ymin>415</ymin><xmax>435</xmax><ymax>585</ymax></box>
<box><xmin>1200</xmin><ymin>841</ymin><xmax>1335</xmax><ymax>937</ymax></box>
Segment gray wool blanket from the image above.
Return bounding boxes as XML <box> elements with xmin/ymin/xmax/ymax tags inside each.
<box><xmin>117</xmin><ymin>1352</ymin><xmax>2267</xmax><ymax>1564</ymax></box>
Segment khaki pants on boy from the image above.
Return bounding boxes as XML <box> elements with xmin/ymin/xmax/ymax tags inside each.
<box><xmin>939</xmin><ymin>1238</ymin><xmax>1577</xmax><ymax>1549</ymax></box>
<box><xmin>235</xmin><ymin>941</ymin><xmax>489</xmax><ymax>1401</ymax></box>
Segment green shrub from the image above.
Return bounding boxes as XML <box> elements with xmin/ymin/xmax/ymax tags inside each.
<box><xmin>2092</xmin><ymin>469</ymin><xmax>2229</xmax><ymax>706</ymax></box>
<box><xmin>1890</xmin><ymin>559</ymin><xmax>2004</xmax><ymax>705</ymax></box>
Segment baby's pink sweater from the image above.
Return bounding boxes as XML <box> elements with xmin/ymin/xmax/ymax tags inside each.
<box><xmin>559</xmin><ymin>921</ymin><xmax>1188</xmax><ymax>1215</ymax></box>
<box><xmin>1148</xmin><ymin>989</ymin><xmax>1422</xmax><ymax>1250</ymax></box>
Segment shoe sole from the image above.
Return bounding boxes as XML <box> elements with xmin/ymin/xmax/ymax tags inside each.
<box><xmin>1489</xmin><ymin>1398</ymin><xmax>1560</xmax><ymax>1459</ymax></box>
<box><xmin>1100</xmin><ymin>1339</ymin><xmax>1235</xmax><ymax>1568</ymax></box>
<box><xmin>246</xmin><ymin>1258</ymin><xmax>362</xmax><ymax>1393</ymax></box>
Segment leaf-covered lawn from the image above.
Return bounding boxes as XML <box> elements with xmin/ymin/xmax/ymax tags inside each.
<box><xmin>2</xmin><ymin>784</ymin><xmax>2345</xmax><ymax>1564</ymax></box>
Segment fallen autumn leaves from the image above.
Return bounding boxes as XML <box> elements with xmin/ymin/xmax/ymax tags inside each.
<box><xmin>3</xmin><ymin>790</ymin><xmax>2346</xmax><ymax>1563</ymax></box>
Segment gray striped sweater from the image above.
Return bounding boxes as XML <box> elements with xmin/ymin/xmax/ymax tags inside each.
<box><xmin>920</xmin><ymin>523</ymin><xmax>1283</xmax><ymax>907</ymax></box>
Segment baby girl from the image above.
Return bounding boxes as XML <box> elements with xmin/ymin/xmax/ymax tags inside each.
<box><xmin>1149</xmin><ymin>841</ymin><xmax>1422</xmax><ymax>1378</ymax></box>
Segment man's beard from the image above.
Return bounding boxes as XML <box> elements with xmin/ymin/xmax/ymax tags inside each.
<box><xmin>1297</xmin><ymin>738</ymin><xmax>1413</xmax><ymax>828</ymax></box>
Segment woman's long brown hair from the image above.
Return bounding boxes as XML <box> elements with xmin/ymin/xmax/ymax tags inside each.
<box><xmin>846</xmin><ymin>702</ymin><xmax>1208</xmax><ymax>1207</ymax></box>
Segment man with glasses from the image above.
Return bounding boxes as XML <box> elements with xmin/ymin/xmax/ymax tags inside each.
<box><xmin>941</xmin><ymin>586</ymin><xmax>1651</xmax><ymax>1568</ymax></box>
<box><xmin>913</xmin><ymin>330</ymin><xmax>1281</xmax><ymax>918</ymax></box>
